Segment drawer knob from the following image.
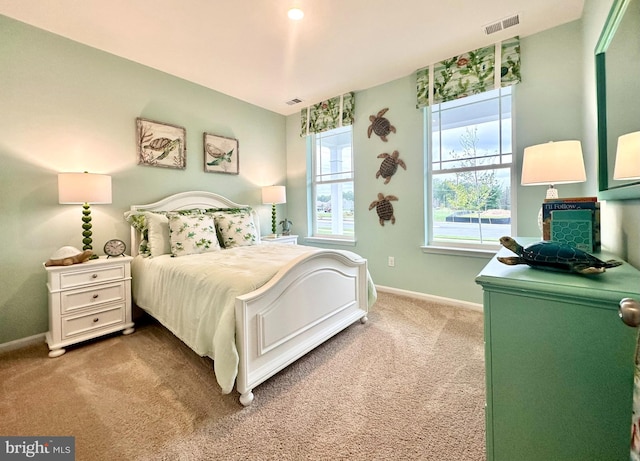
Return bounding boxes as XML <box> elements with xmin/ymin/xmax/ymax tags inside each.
<box><xmin>92</xmin><ymin>294</ymin><xmax>99</xmax><ymax>299</ymax></box>
<box><xmin>91</xmin><ymin>274</ymin><xmax>98</xmax><ymax>279</ymax></box>
<box><xmin>93</xmin><ymin>317</ymin><xmax>99</xmax><ymax>323</ymax></box>
<box><xmin>619</xmin><ymin>298</ymin><xmax>640</xmax><ymax>327</ymax></box>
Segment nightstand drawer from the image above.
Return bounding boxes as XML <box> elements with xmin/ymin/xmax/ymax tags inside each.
<box><xmin>61</xmin><ymin>282</ymin><xmax>125</xmax><ymax>314</ymax></box>
<box><xmin>62</xmin><ymin>304</ymin><xmax>125</xmax><ymax>339</ymax></box>
<box><xmin>59</xmin><ymin>264</ymin><xmax>126</xmax><ymax>289</ymax></box>
<box><xmin>45</xmin><ymin>255</ymin><xmax>134</xmax><ymax>357</ymax></box>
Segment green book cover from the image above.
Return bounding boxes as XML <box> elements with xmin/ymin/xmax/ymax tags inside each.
<box><xmin>550</xmin><ymin>209</ymin><xmax>594</xmax><ymax>252</ymax></box>
<box><xmin>543</xmin><ymin>200</ymin><xmax>600</xmax><ymax>250</ymax></box>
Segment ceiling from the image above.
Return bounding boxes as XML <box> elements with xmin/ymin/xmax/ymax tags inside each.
<box><xmin>0</xmin><ymin>0</ymin><xmax>584</xmax><ymax>116</ymax></box>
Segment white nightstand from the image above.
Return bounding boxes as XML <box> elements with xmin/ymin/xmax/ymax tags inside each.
<box><xmin>44</xmin><ymin>255</ymin><xmax>135</xmax><ymax>358</ymax></box>
<box><xmin>261</xmin><ymin>234</ymin><xmax>298</xmax><ymax>245</ymax></box>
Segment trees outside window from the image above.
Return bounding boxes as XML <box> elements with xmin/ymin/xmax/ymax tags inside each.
<box><xmin>427</xmin><ymin>87</ymin><xmax>514</xmax><ymax>248</ymax></box>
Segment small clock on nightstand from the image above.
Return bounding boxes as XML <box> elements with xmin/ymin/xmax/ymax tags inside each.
<box><xmin>104</xmin><ymin>239</ymin><xmax>126</xmax><ymax>257</ymax></box>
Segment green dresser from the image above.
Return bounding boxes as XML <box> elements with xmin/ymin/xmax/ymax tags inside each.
<box><xmin>476</xmin><ymin>245</ymin><xmax>640</xmax><ymax>461</ymax></box>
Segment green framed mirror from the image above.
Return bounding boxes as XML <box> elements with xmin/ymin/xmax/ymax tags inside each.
<box><xmin>595</xmin><ymin>0</ymin><xmax>640</xmax><ymax>199</ymax></box>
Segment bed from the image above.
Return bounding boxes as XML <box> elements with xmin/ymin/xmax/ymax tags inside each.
<box><xmin>127</xmin><ymin>191</ymin><xmax>375</xmax><ymax>406</ymax></box>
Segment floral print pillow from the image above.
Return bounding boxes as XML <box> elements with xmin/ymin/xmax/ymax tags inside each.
<box><xmin>212</xmin><ymin>209</ymin><xmax>258</xmax><ymax>248</ymax></box>
<box><xmin>167</xmin><ymin>213</ymin><xmax>220</xmax><ymax>257</ymax></box>
<box><xmin>125</xmin><ymin>209</ymin><xmax>204</xmax><ymax>257</ymax></box>
<box><xmin>124</xmin><ymin>210</ymin><xmax>152</xmax><ymax>256</ymax></box>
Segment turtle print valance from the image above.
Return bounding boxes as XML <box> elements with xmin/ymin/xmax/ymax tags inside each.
<box><xmin>416</xmin><ymin>36</ymin><xmax>521</xmax><ymax>108</ymax></box>
<box><xmin>300</xmin><ymin>92</ymin><xmax>355</xmax><ymax>137</ymax></box>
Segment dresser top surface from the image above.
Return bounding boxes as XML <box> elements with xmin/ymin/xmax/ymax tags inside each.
<box><xmin>476</xmin><ymin>240</ymin><xmax>640</xmax><ymax>300</ymax></box>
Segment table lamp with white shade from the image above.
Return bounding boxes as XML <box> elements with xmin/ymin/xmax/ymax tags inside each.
<box><xmin>521</xmin><ymin>140</ymin><xmax>586</xmax><ymax>231</ymax></box>
<box><xmin>613</xmin><ymin>131</ymin><xmax>640</xmax><ymax>180</ymax></box>
<box><xmin>58</xmin><ymin>172</ymin><xmax>112</xmax><ymax>257</ymax></box>
<box><xmin>261</xmin><ymin>185</ymin><xmax>286</xmax><ymax>236</ymax></box>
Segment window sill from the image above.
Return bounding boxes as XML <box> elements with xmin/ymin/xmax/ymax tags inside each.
<box><xmin>421</xmin><ymin>244</ymin><xmax>498</xmax><ymax>258</ymax></box>
<box><xmin>304</xmin><ymin>237</ymin><xmax>357</xmax><ymax>247</ymax></box>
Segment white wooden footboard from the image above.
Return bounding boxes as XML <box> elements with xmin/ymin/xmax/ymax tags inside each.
<box><xmin>235</xmin><ymin>250</ymin><xmax>368</xmax><ymax>406</ymax></box>
<box><xmin>130</xmin><ymin>191</ymin><xmax>371</xmax><ymax>406</ymax></box>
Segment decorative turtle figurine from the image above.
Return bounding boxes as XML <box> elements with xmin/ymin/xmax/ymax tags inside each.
<box><xmin>279</xmin><ymin>218</ymin><xmax>292</xmax><ymax>235</ymax></box>
<box><xmin>498</xmin><ymin>236</ymin><xmax>622</xmax><ymax>275</ymax></box>
<box><xmin>369</xmin><ymin>193</ymin><xmax>398</xmax><ymax>226</ymax></box>
<box><xmin>376</xmin><ymin>150</ymin><xmax>406</xmax><ymax>184</ymax></box>
<box><xmin>44</xmin><ymin>246</ymin><xmax>93</xmax><ymax>267</ymax></box>
<box><xmin>367</xmin><ymin>108</ymin><xmax>396</xmax><ymax>142</ymax></box>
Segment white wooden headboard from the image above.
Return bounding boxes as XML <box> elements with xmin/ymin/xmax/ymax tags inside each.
<box><xmin>129</xmin><ymin>190</ymin><xmax>259</xmax><ymax>256</ymax></box>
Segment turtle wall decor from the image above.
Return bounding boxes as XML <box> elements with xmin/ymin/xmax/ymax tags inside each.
<box><xmin>136</xmin><ymin>117</ymin><xmax>186</xmax><ymax>169</ymax></box>
<box><xmin>376</xmin><ymin>150</ymin><xmax>406</xmax><ymax>184</ymax></box>
<box><xmin>498</xmin><ymin>236</ymin><xmax>622</xmax><ymax>275</ymax></box>
<box><xmin>367</xmin><ymin>108</ymin><xmax>396</xmax><ymax>142</ymax></box>
<box><xmin>369</xmin><ymin>193</ymin><xmax>398</xmax><ymax>226</ymax></box>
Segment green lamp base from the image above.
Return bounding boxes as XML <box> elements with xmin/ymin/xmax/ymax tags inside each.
<box><xmin>271</xmin><ymin>203</ymin><xmax>277</xmax><ymax>235</ymax></box>
<box><xmin>81</xmin><ymin>202</ymin><xmax>99</xmax><ymax>259</ymax></box>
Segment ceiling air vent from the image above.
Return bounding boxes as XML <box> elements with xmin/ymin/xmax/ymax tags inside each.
<box><xmin>483</xmin><ymin>14</ymin><xmax>520</xmax><ymax>35</ymax></box>
<box><xmin>484</xmin><ymin>21</ymin><xmax>503</xmax><ymax>35</ymax></box>
<box><xmin>502</xmin><ymin>14</ymin><xmax>520</xmax><ymax>29</ymax></box>
<box><xmin>285</xmin><ymin>98</ymin><xmax>303</xmax><ymax>106</ymax></box>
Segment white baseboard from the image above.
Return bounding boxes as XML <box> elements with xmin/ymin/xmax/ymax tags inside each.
<box><xmin>375</xmin><ymin>285</ymin><xmax>483</xmax><ymax>312</ymax></box>
<box><xmin>0</xmin><ymin>287</ymin><xmax>481</xmax><ymax>352</ymax></box>
<box><xmin>0</xmin><ymin>333</ymin><xmax>45</xmax><ymax>354</ymax></box>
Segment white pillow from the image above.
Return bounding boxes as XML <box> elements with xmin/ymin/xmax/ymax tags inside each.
<box><xmin>212</xmin><ymin>210</ymin><xmax>258</xmax><ymax>248</ymax></box>
<box><xmin>146</xmin><ymin>212</ymin><xmax>171</xmax><ymax>256</ymax></box>
<box><xmin>167</xmin><ymin>213</ymin><xmax>221</xmax><ymax>256</ymax></box>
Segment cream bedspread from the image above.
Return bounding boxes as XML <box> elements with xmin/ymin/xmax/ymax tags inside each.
<box><xmin>131</xmin><ymin>244</ymin><xmax>375</xmax><ymax>394</ymax></box>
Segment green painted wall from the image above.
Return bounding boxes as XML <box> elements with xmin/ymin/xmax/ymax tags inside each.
<box><xmin>0</xmin><ymin>16</ymin><xmax>286</xmax><ymax>344</ymax></box>
<box><xmin>3</xmin><ymin>0</ymin><xmax>639</xmax><ymax>346</ymax></box>
<box><xmin>287</xmin><ymin>19</ymin><xmax>588</xmax><ymax>304</ymax></box>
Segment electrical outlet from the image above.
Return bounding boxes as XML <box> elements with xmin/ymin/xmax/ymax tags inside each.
<box><xmin>388</xmin><ymin>256</ymin><xmax>395</xmax><ymax>267</ymax></box>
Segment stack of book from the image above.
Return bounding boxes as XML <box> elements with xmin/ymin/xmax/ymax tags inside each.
<box><xmin>542</xmin><ymin>196</ymin><xmax>600</xmax><ymax>252</ymax></box>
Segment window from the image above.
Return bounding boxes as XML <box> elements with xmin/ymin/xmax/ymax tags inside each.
<box><xmin>426</xmin><ymin>87</ymin><xmax>514</xmax><ymax>249</ymax></box>
<box><xmin>310</xmin><ymin>125</ymin><xmax>354</xmax><ymax>240</ymax></box>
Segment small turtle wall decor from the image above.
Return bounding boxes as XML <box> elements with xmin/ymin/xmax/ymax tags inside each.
<box><xmin>498</xmin><ymin>236</ymin><xmax>622</xmax><ymax>275</ymax></box>
<box><xmin>376</xmin><ymin>150</ymin><xmax>406</xmax><ymax>184</ymax></box>
<box><xmin>369</xmin><ymin>193</ymin><xmax>398</xmax><ymax>226</ymax></box>
<box><xmin>367</xmin><ymin>108</ymin><xmax>396</xmax><ymax>142</ymax></box>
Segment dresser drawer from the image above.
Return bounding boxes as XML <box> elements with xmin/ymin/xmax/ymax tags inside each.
<box><xmin>61</xmin><ymin>282</ymin><xmax>125</xmax><ymax>314</ymax></box>
<box><xmin>62</xmin><ymin>304</ymin><xmax>125</xmax><ymax>339</ymax></box>
<box><xmin>59</xmin><ymin>264</ymin><xmax>126</xmax><ymax>289</ymax></box>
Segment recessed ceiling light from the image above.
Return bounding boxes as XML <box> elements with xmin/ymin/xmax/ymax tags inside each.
<box><xmin>288</xmin><ymin>8</ymin><xmax>304</xmax><ymax>20</ymax></box>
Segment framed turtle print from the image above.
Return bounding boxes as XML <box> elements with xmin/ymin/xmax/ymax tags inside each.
<box><xmin>136</xmin><ymin>118</ymin><xmax>186</xmax><ymax>169</ymax></box>
<box><xmin>203</xmin><ymin>132</ymin><xmax>239</xmax><ymax>175</ymax></box>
